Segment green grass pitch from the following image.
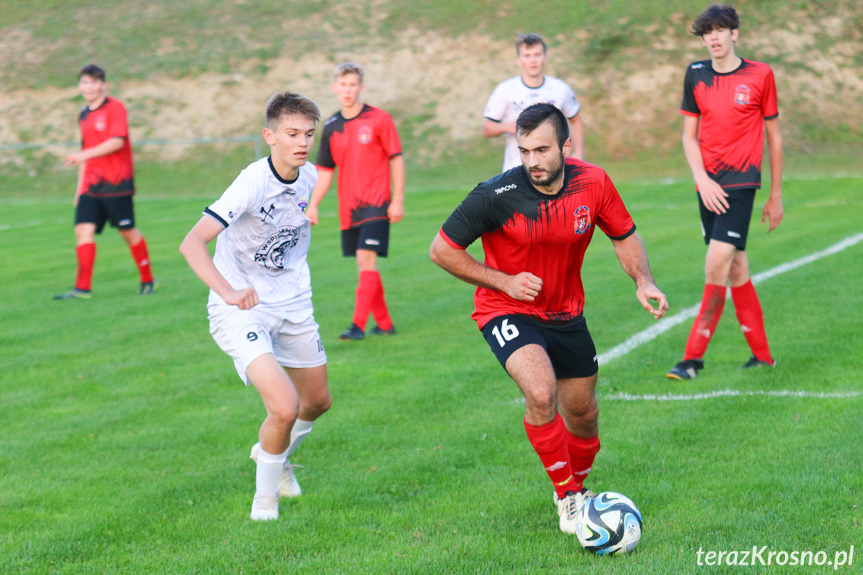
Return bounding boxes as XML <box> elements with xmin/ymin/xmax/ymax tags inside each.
<box><xmin>1</xmin><ymin>168</ymin><xmax>861</xmax><ymax>574</ymax></box>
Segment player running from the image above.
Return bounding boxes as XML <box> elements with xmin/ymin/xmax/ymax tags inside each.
<box><xmin>180</xmin><ymin>92</ymin><xmax>332</xmax><ymax>521</ymax></box>
<box><xmin>431</xmin><ymin>103</ymin><xmax>668</xmax><ymax>534</ymax></box>
<box><xmin>667</xmin><ymin>3</ymin><xmax>784</xmax><ymax>380</ymax></box>
<box><xmin>307</xmin><ymin>62</ymin><xmax>405</xmax><ymax>341</ymax></box>
<box><xmin>55</xmin><ymin>64</ymin><xmax>154</xmax><ymax>299</ymax></box>
<box><xmin>483</xmin><ymin>33</ymin><xmax>584</xmax><ymax>172</ymax></box>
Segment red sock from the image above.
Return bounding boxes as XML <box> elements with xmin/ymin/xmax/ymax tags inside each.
<box><xmin>75</xmin><ymin>243</ymin><xmax>96</xmax><ymax>291</ymax></box>
<box><xmin>352</xmin><ymin>271</ymin><xmax>377</xmax><ymax>331</ymax></box>
<box><xmin>524</xmin><ymin>415</ymin><xmax>577</xmax><ymax>498</ymax></box>
<box><xmin>684</xmin><ymin>284</ymin><xmax>726</xmax><ymax>360</ymax></box>
<box><xmin>731</xmin><ymin>280</ymin><xmax>772</xmax><ymax>362</ymax></box>
<box><xmin>565</xmin><ymin>432</ymin><xmax>600</xmax><ymax>492</ymax></box>
<box><xmin>130</xmin><ymin>238</ymin><xmax>154</xmax><ymax>283</ymax></box>
<box><xmin>369</xmin><ymin>271</ymin><xmax>393</xmax><ymax>330</ymax></box>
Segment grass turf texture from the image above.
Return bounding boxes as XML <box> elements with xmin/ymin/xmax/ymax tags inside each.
<box><xmin>1</xmin><ymin>168</ymin><xmax>861</xmax><ymax>574</ymax></box>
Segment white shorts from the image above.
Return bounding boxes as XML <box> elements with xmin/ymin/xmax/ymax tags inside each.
<box><xmin>208</xmin><ymin>304</ymin><xmax>327</xmax><ymax>386</ymax></box>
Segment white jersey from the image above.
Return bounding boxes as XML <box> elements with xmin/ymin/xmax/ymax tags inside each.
<box><xmin>204</xmin><ymin>157</ymin><xmax>317</xmax><ymax>312</ymax></box>
<box><xmin>484</xmin><ymin>75</ymin><xmax>581</xmax><ymax>171</ymax></box>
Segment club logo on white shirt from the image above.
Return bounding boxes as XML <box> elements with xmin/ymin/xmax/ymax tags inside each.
<box><xmin>254</xmin><ymin>226</ymin><xmax>300</xmax><ymax>276</ymax></box>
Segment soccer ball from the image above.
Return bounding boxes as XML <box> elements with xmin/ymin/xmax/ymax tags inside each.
<box><xmin>575</xmin><ymin>492</ymin><xmax>643</xmax><ymax>555</ymax></box>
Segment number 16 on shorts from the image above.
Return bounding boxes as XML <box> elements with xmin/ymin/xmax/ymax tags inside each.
<box><xmin>491</xmin><ymin>318</ymin><xmax>520</xmax><ymax>347</ymax></box>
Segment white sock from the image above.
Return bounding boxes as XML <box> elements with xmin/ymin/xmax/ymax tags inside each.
<box><xmin>286</xmin><ymin>419</ymin><xmax>314</xmax><ymax>458</ymax></box>
<box><xmin>255</xmin><ymin>446</ymin><xmax>288</xmax><ymax>496</ymax></box>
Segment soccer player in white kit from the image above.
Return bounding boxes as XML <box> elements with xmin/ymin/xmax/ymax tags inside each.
<box><xmin>483</xmin><ymin>33</ymin><xmax>584</xmax><ymax>171</ymax></box>
<box><xmin>180</xmin><ymin>92</ymin><xmax>332</xmax><ymax>521</ymax></box>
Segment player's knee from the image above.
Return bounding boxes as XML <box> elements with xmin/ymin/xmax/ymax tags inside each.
<box><xmin>269</xmin><ymin>400</ymin><xmax>300</xmax><ymax>429</ymax></box>
<box><xmin>524</xmin><ymin>389</ymin><xmax>558</xmax><ymax>420</ymax></box>
<box><xmin>561</xmin><ymin>403</ymin><xmax>599</xmax><ymax>427</ymax></box>
<box><xmin>308</xmin><ymin>390</ymin><xmax>332</xmax><ymax>417</ymax></box>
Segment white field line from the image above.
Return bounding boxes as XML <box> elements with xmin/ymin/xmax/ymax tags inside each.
<box><xmin>598</xmin><ymin>233</ymin><xmax>863</xmax><ymax>365</ymax></box>
<box><xmin>512</xmin><ymin>389</ymin><xmax>863</xmax><ymax>404</ymax></box>
<box><xmin>601</xmin><ymin>389</ymin><xmax>863</xmax><ymax>401</ymax></box>
<box><xmin>0</xmin><ymin>221</ymin><xmax>41</xmax><ymax>232</ymax></box>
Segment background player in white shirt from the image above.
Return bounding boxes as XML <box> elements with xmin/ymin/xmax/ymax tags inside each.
<box><xmin>483</xmin><ymin>33</ymin><xmax>584</xmax><ymax>171</ymax></box>
<box><xmin>179</xmin><ymin>92</ymin><xmax>332</xmax><ymax>521</ymax></box>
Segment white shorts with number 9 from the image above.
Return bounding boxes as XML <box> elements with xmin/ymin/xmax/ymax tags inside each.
<box><xmin>208</xmin><ymin>304</ymin><xmax>327</xmax><ymax>386</ymax></box>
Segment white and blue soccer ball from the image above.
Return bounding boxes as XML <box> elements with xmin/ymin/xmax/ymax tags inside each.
<box><xmin>575</xmin><ymin>492</ymin><xmax>643</xmax><ymax>555</ymax></box>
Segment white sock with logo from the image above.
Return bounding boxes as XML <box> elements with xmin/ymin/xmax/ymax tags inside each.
<box><xmin>286</xmin><ymin>419</ymin><xmax>314</xmax><ymax>458</ymax></box>
<box><xmin>255</xmin><ymin>446</ymin><xmax>288</xmax><ymax>496</ymax></box>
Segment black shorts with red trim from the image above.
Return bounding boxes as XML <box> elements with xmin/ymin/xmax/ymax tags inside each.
<box><xmin>481</xmin><ymin>314</ymin><xmax>598</xmax><ymax>379</ymax></box>
<box><xmin>341</xmin><ymin>219</ymin><xmax>390</xmax><ymax>257</ymax></box>
<box><xmin>698</xmin><ymin>187</ymin><xmax>756</xmax><ymax>250</ymax></box>
<box><xmin>75</xmin><ymin>194</ymin><xmax>136</xmax><ymax>234</ymax></box>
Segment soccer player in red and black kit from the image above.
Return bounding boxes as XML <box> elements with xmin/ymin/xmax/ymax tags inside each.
<box><xmin>430</xmin><ymin>103</ymin><xmax>668</xmax><ymax>534</ymax></box>
<box><xmin>667</xmin><ymin>4</ymin><xmax>784</xmax><ymax>380</ymax></box>
<box><xmin>55</xmin><ymin>64</ymin><xmax>154</xmax><ymax>300</ymax></box>
<box><xmin>308</xmin><ymin>62</ymin><xmax>405</xmax><ymax>340</ymax></box>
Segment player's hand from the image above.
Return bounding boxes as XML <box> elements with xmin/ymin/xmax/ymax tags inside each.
<box><xmin>305</xmin><ymin>205</ymin><xmax>319</xmax><ymax>225</ymax></box>
<box><xmin>697</xmin><ymin>177</ymin><xmax>729</xmax><ymax>214</ymax></box>
<box><xmin>64</xmin><ymin>152</ymin><xmax>87</xmax><ymax>167</ymax></box>
<box><xmin>223</xmin><ymin>287</ymin><xmax>259</xmax><ymax>310</ymax></box>
<box><xmin>504</xmin><ymin>272</ymin><xmax>543</xmax><ymax>302</ymax></box>
<box><xmin>388</xmin><ymin>201</ymin><xmax>405</xmax><ymax>224</ymax></box>
<box><xmin>73</xmin><ymin>194</ymin><xmax>80</xmax><ymax>207</ymax></box>
<box><xmin>762</xmin><ymin>196</ymin><xmax>784</xmax><ymax>232</ymax></box>
<box><xmin>636</xmin><ymin>283</ymin><xmax>669</xmax><ymax>320</ymax></box>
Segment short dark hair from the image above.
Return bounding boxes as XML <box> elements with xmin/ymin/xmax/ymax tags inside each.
<box><xmin>78</xmin><ymin>64</ymin><xmax>106</xmax><ymax>81</ymax></box>
<box><xmin>515</xmin><ymin>33</ymin><xmax>547</xmax><ymax>56</ymax></box>
<box><xmin>334</xmin><ymin>61</ymin><xmax>364</xmax><ymax>83</ymax></box>
<box><xmin>516</xmin><ymin>103</ymin><xmax>569</xmax><ymax>150</ymax></box>
<box><xmin>692</xmin><ymin>4</ymin><xmax>739</xmax><ymax>36</ymax></box>
<box><xmin>265</xmin><ymin>91</ymin><xmax>320</xmax><ymax>128</ymax></box>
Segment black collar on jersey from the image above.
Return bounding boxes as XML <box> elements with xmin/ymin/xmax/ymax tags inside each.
<box><xmin>267</xmin><ymin>156</ymin><xmax>300</xmax><ymax>184</ymax></box>
<box><xmin>519</xmin><ymin>76</ymin><xmax>546</xmax><ymax>90</ymax></box>
<box><xmin>88</xmin><ymin>96</ymin><xmax>111</xmax><ymax>112</ymax></box>
<box><xmin>519</xmin><ymin>161</ymin><xmax>573</xmax><ymax>199</ymax></box>
<box><xmin>707</xmin><ymin>58</ymin><xmax>747</xmax><ymax>76</ymax></box>
<box><xmin>340</xmin><ymin>104</ymin><xmax>370</xmax><ymax>122</ymax></box>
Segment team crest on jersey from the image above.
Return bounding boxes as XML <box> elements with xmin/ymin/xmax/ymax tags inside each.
<box><xmin>254</xmin><ymin>226</ymin><xmax>300</xmax><ymax>276</ymax></box>
<box><xmin>358</xmin><ymin>126</ymin><xmax>373</xmax><ymax>144</ymax></box>
<box><xmin>574</xmin><ymin>206</ymin><xmax>591</xmax><ymax>235</ymax></box>
<box><xmin>95</xmin><ymin>116</ymin><xmax>107</xmax><ymax>131</ymax></box>
<box><xmin>298</xmin><ymin>201</ymin><xmax>309</xmax><ymax>212</ymax></box>
<box><xmin>734</xmin><ymin>84</ymin><xmax>751</xmax><ymax>105</ymax></box>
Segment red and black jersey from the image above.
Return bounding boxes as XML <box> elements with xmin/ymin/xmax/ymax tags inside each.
<box><xmin>440</xmin><ymin>158</ymin><xmax>636</xmax><ymax>330</ymax></box>
<box><xmin>681</xmin><ymin>58</ymin><xmax>779</xmax><ymax>190</ymax></box>
<box><xmin>78</xmin><ymin>97</ymin><xmax>135</xmax><ymax>197</ymax></box>
<box><xmin>315</xmin><ymin>105</ymin><xmax>402</xmax><ymax>230</ymax></box>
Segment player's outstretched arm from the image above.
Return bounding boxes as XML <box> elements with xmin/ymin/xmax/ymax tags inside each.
<box><xmin>388</xmin><ymin>155</ymin><xmax>405</xmax><ymax>224</ymax></box>
<box><xmin>682</xmin><ymin>115</ymin><xmax>728</xmax><ymax>214</ymax></box>
<box><xmin>430</xmin><ymin>232</ymin><xmax>542</xmax><ymax>301</ymax></box>
<box><xmin>64</xmin><ymin>137</ymin><xmax>125</xmax><ymax>167</ymax></box>
<box><xmin>568</xmin><ymin>115</ymin><xmax>584</xmax><ymax>160</ymax></box>
<box><xmin>307</xmin><ymin>169</ymin><xmax>334</xmax><ymax>225</ymax></box>
<box><xmin>482</xmin><ymin>118</ymin><xmax>516</xmax><ymax>139</ymax></box>
<box><xmin>762</xmin><ymin>117</ymin><xmax>784</xmax><ymax>232</ymax></box>
<box><xmin>179</xmin><ymin>216</ymin><xmax>259</xmax><ymax>310</ymax></box>
<box><xmin>610</xmin><ymin>232</ymin><xmax>668</xmax><ymax>320</ymax></box>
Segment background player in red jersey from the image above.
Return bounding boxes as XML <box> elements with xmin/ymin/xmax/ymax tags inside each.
<box><xmin>55</xmin><ymin>64</ymin><xmax>154</xmax><ymax>300</ymax></box>
<box><xmin>667</xmin><ymin>4</ymin><xmax>784</xmax><ymax>380</ymax></box>
<box><xmin>308</xmin><ymin>62</ymin><xmax>405</xmax><ymax>340</ymax></box>
<box><xmin>430</xmin><ymin>103</ymin><xmax>668</xmax><ymax>534</ymax></box>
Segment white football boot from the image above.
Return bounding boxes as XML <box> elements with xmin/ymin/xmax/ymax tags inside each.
<box><xmin>249</xmin><ymin>443</ymin><xmax>303</xmax><ymax>498</ymax></box>
<box><xmin>554</xmin><ymin>488</ymin><xmax>595</xmax><ymax>534</ymax></box>
<box><xmin>250</xmin><ymin>493</ymin><xmax>279</xmax><ymax>521</ymax></box>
